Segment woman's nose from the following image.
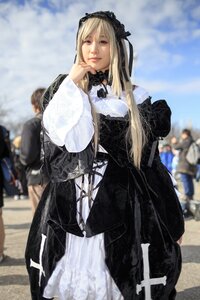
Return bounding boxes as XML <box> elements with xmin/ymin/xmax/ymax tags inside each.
<box><xmin>90</xmin><ymin>42</ymin><xmax>98</xmax><ymax>53</ymax></box>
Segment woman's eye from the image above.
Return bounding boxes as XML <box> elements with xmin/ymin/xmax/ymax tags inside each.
<box><xmin>100</xmin><ymin>40</ymin><xmax>108</xmax><ymax>44</ymax></box>
<box><xmin>83</xmin><ymin>40</ymin><xmax>91</xmax><ymax>44</ymax></box>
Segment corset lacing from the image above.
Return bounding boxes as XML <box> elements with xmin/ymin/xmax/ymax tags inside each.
<box><xmin>76</xmin><ymin>152</ymin><xmax>109</xmax><ymax>232</ymax></box>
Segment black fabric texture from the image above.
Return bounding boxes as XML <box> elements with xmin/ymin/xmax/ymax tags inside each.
<box><xmin>42</xmin><ymin>130</ymin><xmax>95</xmax><ymax>182</ymax></box>
<box><xmin>104</xmin><ymin>167</ymin><xmax>182</xmax><ymax>300</ymax></box>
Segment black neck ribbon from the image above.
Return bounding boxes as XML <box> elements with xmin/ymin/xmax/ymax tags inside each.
<box><xmin>88</xmin><ymin>70</ymin><xmax>110</xmax><ymax>98</ymax></box>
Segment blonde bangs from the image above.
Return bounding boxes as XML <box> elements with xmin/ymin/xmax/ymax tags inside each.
<box><xmin>81</xmin><ymin>18</ymin><xmax>111</xmax><ymax>40</ymax></box>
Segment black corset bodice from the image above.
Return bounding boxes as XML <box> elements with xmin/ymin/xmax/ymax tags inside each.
<box><xmin>99</xmin><ymin>114</ymin><xmax>130</xmax><ymax>166</ymax></box>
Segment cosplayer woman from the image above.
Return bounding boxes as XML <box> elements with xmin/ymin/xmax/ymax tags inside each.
<box><xmin>25</xmin><ymin>11</ymin><xmax>184</xmax><ymax>300</ymax></box>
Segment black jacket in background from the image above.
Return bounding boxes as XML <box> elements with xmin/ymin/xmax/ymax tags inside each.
<box><xmin>0</xmin><ymin>125</ymin><xmax>10</xmax><ymax>159</ymax></box>
<box><xmin>20</xmin><ymin>113</ymin><xmax>43</xmax><ymax>185</ymax></box>
<box><xmin>0</xmin><ymin>125</ymin><xmax>11</xmax><ymax>205</ymax></box>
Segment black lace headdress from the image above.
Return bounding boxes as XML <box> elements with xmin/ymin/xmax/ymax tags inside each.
<box><xmin>77</xmin><ymin>11</ymin><xmax>133</xmax><ymax>82</ymax></box>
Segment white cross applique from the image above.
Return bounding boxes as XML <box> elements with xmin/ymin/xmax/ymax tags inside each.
<box><xmin>136</xmin><ymin>243</ymin><xmax>167</xmax><ymax>300</ymax></box>
<box><xmin>30</xmin><ymin>233</ymin><xmax>47</xmax><ymax>286</ymax></box>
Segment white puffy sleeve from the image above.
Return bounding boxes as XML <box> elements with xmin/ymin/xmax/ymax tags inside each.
<box><xmin>43</xmin><ymin>77</ymin><xmax>94</xmax><ymax>153</ymax></box>
<box><xmin>133</xmin><ymin>86</ymin><xmax>149</xmax><ymax>104</ymax></box>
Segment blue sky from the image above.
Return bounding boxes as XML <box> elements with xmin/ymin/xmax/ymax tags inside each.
<box><xmin>0</xmin><ymin>0</ymin><xmax>200</xmax><ymax>128</ymax></box>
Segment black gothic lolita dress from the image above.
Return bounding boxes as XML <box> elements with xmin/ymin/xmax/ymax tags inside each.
<box><xmin>25</xmin><ymin>74</ymin><xmax>184</xmax><ymax>300</ymax></box>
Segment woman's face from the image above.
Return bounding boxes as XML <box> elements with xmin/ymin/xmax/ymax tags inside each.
<box><xmin>81</xmin><ymin>30</ymin><xmax>110</xmax><ymax>71</ymax></box>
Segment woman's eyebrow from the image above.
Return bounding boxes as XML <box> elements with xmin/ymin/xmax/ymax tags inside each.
<box><xmin>100</xmin><ymin>35</ymin><xmax>107</xmax><ymax>38</ymax></box>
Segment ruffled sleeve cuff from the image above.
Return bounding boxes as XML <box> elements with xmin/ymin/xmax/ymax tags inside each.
<box><xmin>43</xmin><ymin>77</ymin><xmax>94</xmax><ymax>152</ymax></box>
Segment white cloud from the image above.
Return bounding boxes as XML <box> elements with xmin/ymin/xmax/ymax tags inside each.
<box><xmin>137</xmin><ymin>77</ymin><xmax>200</xmax><ymax>95</ymax></box>
<box><xmin>0</xmin><ymin>0</ymin><xmax>199</xmax><ymax>124</ymax></box>
<box><xmin>191</xmin><ymin>3</ymin><xmax>200</xmax><ymax>20</ymax></box>
<box><xmin>192</xmin><ymin>29</ymin><xmax>200</xmax><ymax>38</ymax></box>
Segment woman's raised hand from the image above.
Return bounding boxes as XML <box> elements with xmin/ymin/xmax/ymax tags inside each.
<box><xmin>68</xmin><ymin>63</ymin><xmax>96</xmax><ymax>84</ymax></box>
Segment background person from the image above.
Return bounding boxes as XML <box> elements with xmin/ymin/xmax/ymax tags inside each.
<box><xmin>0</xmin><ymin>125</ymin><xmax>10</xmax><ymax>262</ymax></box>
<box><xmin>195</xmin><ymin>138</ymin><xmax>200</xmax><ymax>182</ymax></box>
<box><xmin>172</xmin><ymin>129</ymin><xmax>196</xmax><ymax>201</ymax></box>
<box><xmin>160</xmin><ymin>143</ymin><xmax>174</xmax><ymax>173</ymax></box>
<box><xmin>172</xmin><ymin>129</ymin><xmax>197</xmax><ymax>216</ymax></box>
<box><xmin>12</xmin><ymin>135</ymin><xmax>28</xmax><ymax>200</ymax></box>
<box><xmin>20</xmin><ymin>88</ymin><xmax>48</xmax><ymax>214</ymax></box>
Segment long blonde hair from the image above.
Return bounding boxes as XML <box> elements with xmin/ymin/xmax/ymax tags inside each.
<box><xmin>76</xmin><ymin>18</ymin><xmax>146</xmax><ymax>168</ymax></box>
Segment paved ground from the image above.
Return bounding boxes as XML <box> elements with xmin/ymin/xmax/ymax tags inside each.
<box><xmin>0</xmin><ymin>196</ymin><xmax>200</xmax><ymax>300</ymax></box>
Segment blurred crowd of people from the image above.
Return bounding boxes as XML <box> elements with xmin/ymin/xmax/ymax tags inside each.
<box><xmin>0</xmin><ymin>87</ymin><xmax>48</xmax><ymax>263</ymax></box>
<box><xmin>159</xmin><ymin>129</ymin><xmax>200</xmax><ymax>219</ymax></box>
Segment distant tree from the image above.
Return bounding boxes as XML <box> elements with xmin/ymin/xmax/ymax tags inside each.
<box><xmin>0</xmin><ymin>103</ymin><xmax>7</xmax><ymax>119</ymax></box>
<box><xmin>0</xmin><ymin>101</ymin><xmax>26</xmax><ymax>139</ymax></box>
<box><xmin>169</xmin><ymin>123</ymin><xmax>182</xmax><ymax>139</ymax></box>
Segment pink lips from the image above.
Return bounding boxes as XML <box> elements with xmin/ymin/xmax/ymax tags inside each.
<box><xmin>89</xmin><ymin>57</ymin><xmax>101</xmax><ymax>62</ymax></box>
